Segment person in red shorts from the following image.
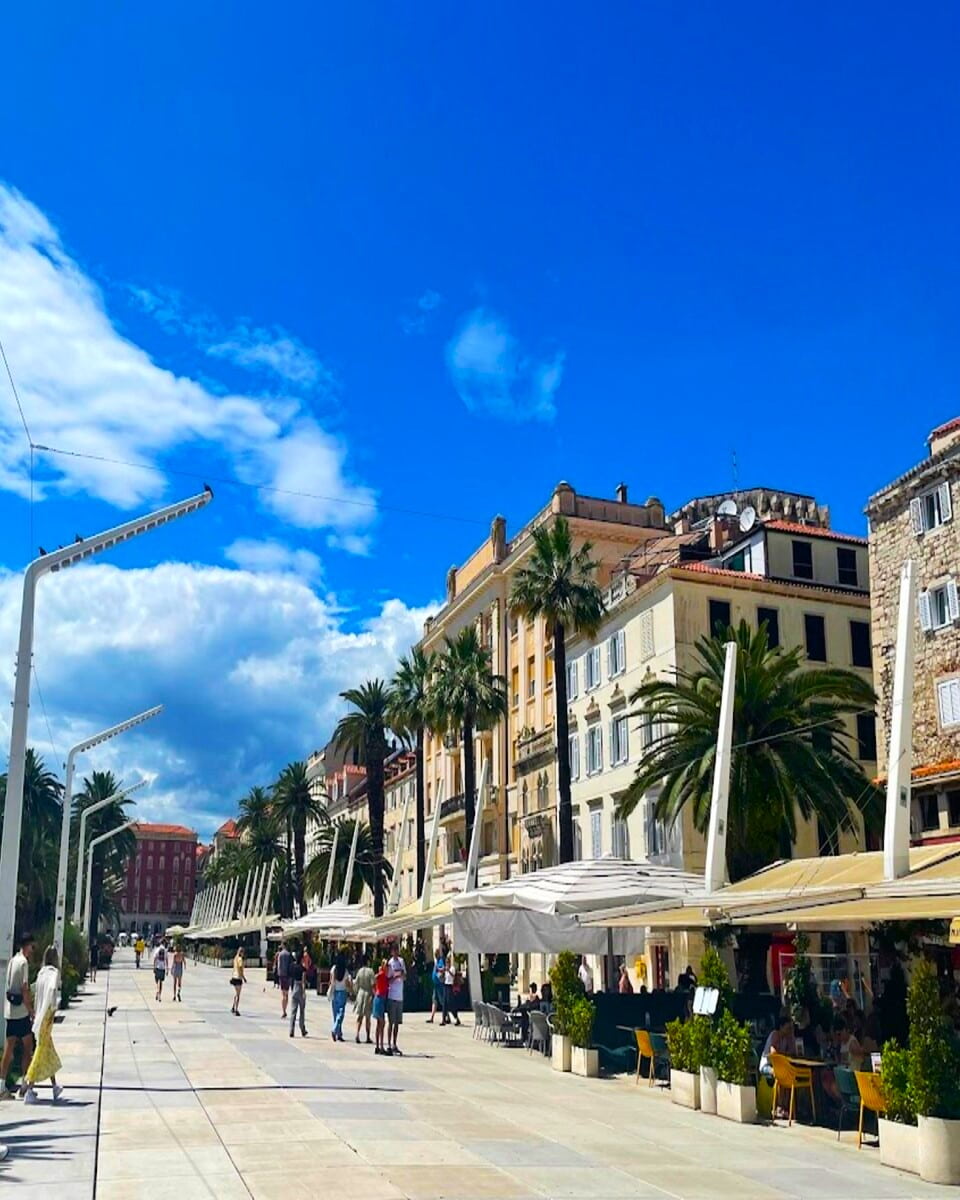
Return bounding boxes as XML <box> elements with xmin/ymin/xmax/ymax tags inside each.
<box><xmin>372</xmin><ymin>958</ymin><xmax>389</xmax><ymax>1055</ymax></box>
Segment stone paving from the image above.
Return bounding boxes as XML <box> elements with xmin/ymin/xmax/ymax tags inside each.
<box><xmin>2</xmin><ymin>949</ymin><xmax>958</xmax><ymax>1198</ymax></box>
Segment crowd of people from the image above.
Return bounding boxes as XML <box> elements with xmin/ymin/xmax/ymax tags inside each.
<box><xmin>2</xmin><ymin>932</ymin><xmax>65</xmax><ymax>1111</ymax></box>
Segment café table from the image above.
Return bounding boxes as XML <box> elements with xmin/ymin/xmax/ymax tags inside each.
<box><xmin>788</xmin><ymin>1055</ymin><xmax>834</xmax><ymax>1126</ymax></box>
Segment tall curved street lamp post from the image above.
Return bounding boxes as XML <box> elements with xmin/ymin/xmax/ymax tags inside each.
<box><xmin>0</xmin><ymin>488</ymin><xmax>212</xmax><ymax>1044</ymax></box>
<box><xmin>83</xmin><ymin>821</ymin><xmax>136</xmax><ymax>943</ymax></box>
<box><xmin>54</xmin><ymin>707</ymin><xmax>162</xmax><ymax>964</ymax></box>
<box><xmin>71</xmin><ymin>779</ymin><xmax>148</xmax><ymax>924</ymax></box>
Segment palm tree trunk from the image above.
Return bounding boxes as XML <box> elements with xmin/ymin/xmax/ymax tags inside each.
<box><xmin>553</xmin><ymin>620</ymin><xmax>574</xmax><ymax>864</ymax></box>
<box><xmin>285</xmin><ymin>818</ymin><xmax>293</xmax><ymax>918</ymax></box>
<box><xmin>89</xmin><ymin>856</ymin><xmax>104</xmax><ymax>945</ymax></box>
<box><xmin>294</xmin><ymin>820</ymin><xmax>306</xmax><ymax>916</ymax></box>
<box><xmin>463</xmin><ymin>717</ymin><xmax>476</xmax><ymax>862</ymax></box>
<box><xmin>368</xmin><ymin>745</ymin><xmax>387</xmax><ymax>917</ymax></box>
<box><xmin>415</xmin><ymin>725</ymin><xmax>426</xmax><ymax>894</ymax></box>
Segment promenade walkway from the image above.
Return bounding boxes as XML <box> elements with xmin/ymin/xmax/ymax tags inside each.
<box><xmin>1</xmin><ymin>949</ymin><xmax>955</xmax><ymax>1198</ymax></box>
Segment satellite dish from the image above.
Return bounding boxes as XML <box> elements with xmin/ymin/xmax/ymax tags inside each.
<box><xmin>717</xmin><ymin>499</ymin><xmax>738</xmax><ymax>517</ymax></box>
<box><xmin>739</xmin><ymin>506</ymin><xmax>757</xmax><ymax>532</ymax></box>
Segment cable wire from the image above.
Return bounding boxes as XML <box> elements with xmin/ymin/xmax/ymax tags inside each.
<box><xmin>0</xmin><ymin>333</ymin><xmax>32</xmax><ymax>445</ymax></box>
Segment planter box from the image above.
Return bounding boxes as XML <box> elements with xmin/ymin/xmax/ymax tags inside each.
<box><xmin>717</xmin><ymin>1080</ymin><xmax>756</xmax><ymax>1124</ymax></box>
<box><xmin>571</xmin><ymin>1046</ymin><xmax>599</xmax><ymax>1077</ymax></box>
<box><xmin>552</xmin><ymin>1033</ymin><xmax>572</xmax><ymax>1073</ymax></box>
<box><xmin>700</xmin><ymin>1066</ymin><xmax>718</xmax><ymax>1115</ymax></box>
<box><xmin>918</xmin><ymin>1115</ymin><xmax>960</xmax><ymax>1185</ymax></box>
<box><xmin>670</xmin><ymin>1068</ymin><xmax>700</xmax><ymax>1109</ymax></box>
<box><xmin>879</xmin><ymin>1117</ymin><xmax>919</xmax><ymax>1176</ymax></box>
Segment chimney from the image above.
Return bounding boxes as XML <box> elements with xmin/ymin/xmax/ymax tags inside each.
<box><xmin>616</xmin><ymin>482</ymin><xmax>628</xmax><ymax>504</ymax></box>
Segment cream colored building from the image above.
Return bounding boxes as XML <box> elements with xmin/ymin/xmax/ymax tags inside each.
<box><xmin>567</xmin><ymin>491</ymin><xmax>876</xmax><ymax>987</ymax></box>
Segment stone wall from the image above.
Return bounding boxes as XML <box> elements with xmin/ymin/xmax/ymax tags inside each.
<box><xmin>868</xmin><ymin>464</ymin><xmax>960</xmax><ymax>775</ymax></box>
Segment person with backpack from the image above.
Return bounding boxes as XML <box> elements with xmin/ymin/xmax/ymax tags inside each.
<box><xmin>152</xmin><ymin>940</ymin><xmax>168</xmax><ymax>1002</ymax></box>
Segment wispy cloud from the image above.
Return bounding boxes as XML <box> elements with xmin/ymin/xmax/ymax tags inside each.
<box><xmin>224</xmin><ymin>538</ymin><xmax>322</xmax><ymax>581</ymax></box>
<box><xmin>446</xmin><ymin>307</ymin><xmax>564</xmax><ymax>422</ymax></box>
<box><xmin>400</xmin><ymin>288</ymin><xmax>443</xmax><ymax>335</ymax></box>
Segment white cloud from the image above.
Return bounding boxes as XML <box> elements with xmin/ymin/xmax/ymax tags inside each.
<box><xmin>0</xmin><ymin>184</ymin><xmax>372</xmax><ymax>536</ymax></box>
<box><xmin>446</xmin><ymin>307</ymin><xmax>563</xmax><ymax>421</ymax></box>
<box><xmin>400</xmin><ymin>288</ymin><xmax>443</xmax><ymax>334</ymax></box>
<box><xmin>224</xmin><ymin>538</ymin><xmax>322</xmax><ymax>580</ymax></box>
<box><xmin>206</xmin><ymin>328</ymin><xmax>334</xmax><ymax>390</ymax></box>
<box><xmin>0</xmin><ymin>561</ymin><xmax>438</xmax><ymax>838</ymax></box>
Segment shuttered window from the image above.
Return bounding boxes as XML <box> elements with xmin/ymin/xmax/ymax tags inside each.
<box><xmin>937</xmin><ymin>678</ymin><xmax>960</xmax><ymax>729</ymax></box>
<box><xmin>911</xmin><ymin>482</ymin><xmax>953</xmax><ymax>534</ymax></box>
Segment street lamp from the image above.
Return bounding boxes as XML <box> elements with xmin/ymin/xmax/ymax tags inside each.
<box><xmin>82</xmin><ymin>820</ymin><xmax>136</xmax><ymax>942</ymax></box>
<box><xmin>72</xmin><ymin>779</ymin><xmax>148</xmax><ymax>925</ymax></box>
<box><xmin>54</xmin><ymin>707</ymin><xmax>162</xmax><ymax>964</ymax></box>
<box><xmin>0</xmin><ymin>487</ymin><xmax>212</xmax><ymax>1042</ymax></box>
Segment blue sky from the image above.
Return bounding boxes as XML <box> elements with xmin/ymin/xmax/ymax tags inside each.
<box><xmin>1</xmin><ymin>4</ymin><xmax>958</xmax><ymax>836</ymax></box>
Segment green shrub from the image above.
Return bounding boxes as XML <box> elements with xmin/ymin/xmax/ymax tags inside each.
<box><xmin>698</xmin><ymin>946</ymin><xmax>732</xmax><ymax>1019</ymax></box>
<box><xmin>548</xmin><ymin>951</ymin><xmax>580</xmax><ymax>1037</ymax></box>
<box><xmin>28</xmin><ymin>920</ymin><xmax>88</xmax><ymax>1007</ymax></box>
<box><xmin>711</xmin><ymin>1008</ymin><xmax>752</xmax><ymax>1085</ymax></box>
<box><xmin>666</xmin><ymin>1016</ymin><xmax>713</xmax><ymax>1073</ymax></box>
<box><xmin>907</xmin><ymin>958</ymin><xmax>960</xmax><ymax>1119</ymax></box>
<box><xmin>880</xmin><ymin>1039</ymin><xmax>915</xmax><ymax>1126</ymax></box>
<box><xmin>782</xmin><ymin>931</ymin><xmax>816</xmax><ymax>1024</ymax></box>
<box><xmin>567</xmin><ymin>996</ymin><xmax>596</xmax><ymax>1049</ymax></box>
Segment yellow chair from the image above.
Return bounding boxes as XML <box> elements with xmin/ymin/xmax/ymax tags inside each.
<box><xmin>855</xmin><ymin>1070</ymin><xmax>886</xmax><ymax>1149</ymax></box>
<box><xmin>769</xmin><ymin>1051</ymin><xmax>816</xmax><ymax>1126</ymax></box>
<box><xmin>635</xmin><ymin>1030</ymin><xmax>656</xmax><ymax>1086</ymax></box>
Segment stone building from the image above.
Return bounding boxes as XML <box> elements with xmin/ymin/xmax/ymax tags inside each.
<box><xmin>867</xmin><ymin>416</ymin><xmax>960</xmax><ymax>845</ymax></box>
<box><xmin>119</xmin><ymin>822</ymin><xmax>198</xmax><ymax>937</ymax></box>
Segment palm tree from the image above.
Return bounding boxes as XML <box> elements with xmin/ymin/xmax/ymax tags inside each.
<box><xmin>388</xmin><ymin>647</ymin><xmax>435</xmax><ymax>894</ymax></box>
<box><xmin>509</xmin><ymin>515</ymin><xmax>605</xmax><ymax>863</ymax></box>
<box><xmin>333</xmin><ymin>681</ymin><xmax>393</xmax><ymax>916</ymax></box>
<box><xmin>271</xmin><ymin>762</ymin><xmax>328</xmax><ymax>917</ymax></box>
<box><xmin>303</xmin><ymin>816</ymin><xmax>393</xmax><ymax>905</ymax></box>
<box><xmin>71</xmin><ymin>771</ymin><xmax>136</xmax><ymax>944</ymax></box>
<box><xmin>0</xmin><ymin>748</ymin><xmax>63</xmax><ymax>932</ymax></box>
<box><xmin>617</xmin><ymin>620</ymin><xmax>882</xmax><ymax>881</ymax></box>
<box><xmin>203</xmin><ymin>839</ymin><xmax>246</xmax><ymax>887</ymax></box>
<box><xmin>236</xmin><ymin>785</ymin><xmax>273</xmax><ymax>837</ymax></box>
<box><xmin>431</xmin><ymin>626</ymin><xmax>508</xmax><ymax>858</ymax></box>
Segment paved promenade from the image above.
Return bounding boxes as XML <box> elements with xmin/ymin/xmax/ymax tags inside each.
<box><xmin>1</xmin><ymin>949</ymin><xmax>956</xmax><ymax>1198</ymax></box>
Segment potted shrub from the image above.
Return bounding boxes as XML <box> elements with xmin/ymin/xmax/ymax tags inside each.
<box><xmin>548</xmin><ymin>951</ymin><xmax>579</xmax><ymax>1072</ymax></box>
<box><xmin>568</xmin><ymin>996</ymin><xmax>599</xmax><ymax>1077</ymax></box>
<box><xmin>878</xmin><ymin>1040</ymin><xmax>919</xmax><ymax>1175</ymax></box>
<box><xmin>666</xmin><ymin>1019</ymin><xmax>700</xmax><ymax>1109</ymax></box>
<box><xmin>697</xmin><ymin>946</ymin><xmax>732</xmax><ymax>1115</ymax></box>
<box><xmin>712</xmin><ymin>1009</ymin><xmax>756</xmax><ymax>1123</ymax></box>
<box><xmin>908</xmin><ymin>960</ymin><xmax>960</xmax><ymax>1184</ymax></box>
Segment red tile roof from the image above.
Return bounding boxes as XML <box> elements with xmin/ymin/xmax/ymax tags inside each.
<box><xmin>216</xmin><ymin>818</ymin><xmax>238</xmax><ymax>837</ymax></box>
<box><xmin>134</xmin><ymin>822</ymin><xmax>197</xmax><ymax>838</ymax></box>
<box><xmin>928</xmin><ymin>416</ymin><xmax>960</xmax><ymax>441</ymax></box>
<box><xmin>764</xmin><ymin>520</ymin><xmax>867</xmax><ymax>545</ymax></box>
<box><xmin>678</xmin><ymin>562</ymin><xmax>765</xmax><ymax>580</ymax></box>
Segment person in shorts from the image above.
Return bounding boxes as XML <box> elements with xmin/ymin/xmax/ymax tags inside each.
<box><xmin>275</xmin><ymin>942</ymin><xmax>293</xmax><ymax>1019</ymax></box>
<box><xmin>152</xmin><ymin>940</ymin><xmax>168</xmax><ymax>1002</ymax></box>
<box><xmin>372</xmin><ymin>958</ymin><xmax>389</xmax><ymax>1055</ymax></box>
<box><xmin>171</xmin><ymin>943</ymin><xmax>185</xmax><ymax>1002</ymax></box>
<box><xmin>2</xmin><ymin>932</ymin><xmax>35</xmax><ymax>1099</ymax></box>
<box><xmin>386</xmin><ymin>945</ymin><xmax>406</xmax><ymax>1056</ymax></box>
<box><xmin>89</xmin><ymin>939</ymin><xmax>100</xmax><ymax>983</ymax></box>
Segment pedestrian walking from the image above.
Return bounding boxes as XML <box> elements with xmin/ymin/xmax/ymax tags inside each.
<box><xmin>426</xmin><ymin>948</ymin><xmax>444</xmax><ymax>1024</ymax></box>
<box><xmin>288</xmin><ymin>944</ymin><xmax>307</xmax><ymax>1037</ymax></box>
<box><xmin>230</xmin><ymin>948</ymin><xmax>245</xmax><ymax>1015</ymax></box>
<box><xmin>1</xmin><ymin>932</ymin><xmax>35</xmax><ymax>1100</ymax></box>
<box><xmin>21</xmin><ymin>946</ymin><xmax>64</xmax><ymax>1104</ymax></box>
<box><xmin>386</xmin><ymin>943</ymin><xmax>406</xmax><ymax>1056</ymax></box>
<box><xmin>276</xmin><ymin>941</ymin><xmax>293</xmax><ymax>1019</ymax></box>
<box><xmin>354</xmin><ymin>955</ymin><xmax>374</xmax><ymax>1044</ymax></box>
<box><xmin>89</xmin><ymin>939</ymin><xmax>100</xmax><ymax>983</ymax></box>
<box><xmin>372</xmin><ymin>958</ymin><xmax>389</xmax><ymax>1055</ymax></box>
<box><xmin>171</xmin><ymin>944</ymin><xmax>185</xmax><ymax>1002</ymax></box>
<box><xmin>329</xmin><ymin>953</ymin><xmax>353</xmax><ymax>1043</ymax></box>
<box><xmin>152</xmin><ymin>940</ymin><xmax>168</xmax><ymax>1001</ymax></box>
<box><xmin>442</xmin><ymin>955</ymin><xmax>461</xmax><ymax>1026</ymax></box>
<box><xmin>134</xmin><ymin>936</ymin><xmax>144</xmax><ymax>968</ymax></box>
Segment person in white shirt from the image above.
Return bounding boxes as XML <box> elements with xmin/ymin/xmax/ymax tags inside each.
<box><xmin>21</xmin><ymin>945</ymin><xmax>64</xmax><ymax>1103</ymax></box>
<box><xmin>386</xmin><ymin>945</ymin><xmax>407</xmax><ymax>1056</ymax></box>
<box><xmin>441</xmin><ymin>956</ymin><xmax>461</xmax><ymax>1026</ymax></box>
<box><xmin>578</xmin><ymin>957</ymin><xmax>594</xmax><ymax>995</ymax></box>
<box><xmin>152</xmin><ymin>941</ymin><xmax>168</xmax><ymax>1002</ymax></box>
<box><xmin>2</xmin><ymin>932</ymin><xmax>35</xmax><ymax>1100</ymax></box>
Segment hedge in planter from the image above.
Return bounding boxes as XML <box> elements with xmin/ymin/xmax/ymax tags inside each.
<box><xmin>906</xmin><ymin>959</ymin><xmax>960</xmax><ymax>1184</ymax></box>
<box><xmin>548</xmin><ymin>951</ymin><xmax>580</xmax><ymax>1072</ymax></box>
<box><xmin>711</xmin><ymin>1009</ymin><xmax>756</xmax><ymax>1123</ymax></box>
<box><xmin>666</xmin><ymin>1017</ymin><xmax>711</xmax><ymax>1108</ymax></box>
<box><xmin>568</xmin><ymin>996</ymin><xmax>599</xmax><ymax>1077</ymax></box>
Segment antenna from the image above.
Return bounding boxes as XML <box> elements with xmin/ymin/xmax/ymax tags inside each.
<box><xmin>731</xmin><ymin>448</ymin><xmax>740</xmax><ymax>495</ymax></box>
<box><xmin>739</xmin><ymin>505</ymin><xmax>757</xmax><ymax>533</ymax></box>
<box><xmin>717</xmin><ymin>499</ymin><xmax>738</xmax><ymax>518</ymax></box>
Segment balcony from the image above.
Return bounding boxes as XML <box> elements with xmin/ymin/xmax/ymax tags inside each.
<box><xmin>440</xmin><ymin>792</ymin><xmax>466</xmax><ymax>823</ymax></box>
<box><xmin>514</xmin><ymin>726</ymin><xmax>556</xmax><ymax>774</ymax></box>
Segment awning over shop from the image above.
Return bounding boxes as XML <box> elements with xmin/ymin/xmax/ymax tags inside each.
<box><xmin>355</xmin><ymin>893</ymin><xmax>455</xmax><ymax>941</ymax></box>
<box><xmin>453</xmin><ymin>857</ymin><xmax>704</xmax><ymax>954</ymax></box>
<box><xmin>278</xmin><ymin>901</ymin><xmax>369</xmax><ymax>938</ymax></box>
<box><xmin>185</xmin><ymin>914</ymin><xmax>281</xmax><ymax>940</ymax></box>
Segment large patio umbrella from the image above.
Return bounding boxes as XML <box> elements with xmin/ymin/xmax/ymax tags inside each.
<box><xmin>451</xmin><ymin>857</ymin><xmax>704</xmax><ymax>955</ymax></box>
<box><xmin>278</xmin><ymin>899</ymin><xmax>370</xmax><ymax>939</ymax></box>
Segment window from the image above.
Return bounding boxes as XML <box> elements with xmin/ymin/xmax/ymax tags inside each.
<box><xmin>948</xmin><ymin>791</ymin><xmax>960</xmax><ymax>829</ymax></box>
<box><xmin>709</xmin><ymin>599</ymin><xmax>731</xmax><ymax>634</ymax></box>
<box><xmin>757</xmin><ymin>606</ymin><xmax>780</xmax><ymax>648</ymax></box>
<box><xmin>607</xmin><ymin>629</ymin><xmax>626</xmax><ymax>677</ymax></box>
<box><xmin>610</xmin><ymin>715</ymin><xmax>630</xmax><ymax>765</ymax></box>
<box><xmin>646</xmin><ymin>799</ymin><xmax>667</xmax><ymax>858</ymax></box>
<box><xmin>159</xmin><ymin>856</ymin><xmax>165</xmax><ymax>871</ymax></box>
<box><xmin>920</xmin><ymin>581</ymin><xmax>960</xmax><ymax>632</ymax></box>
<box><xmin>611</xmin><ymin>815</ymin><xmax>630</xmax><ymax>859</ymax></box>
<box><xmin>804</xmin><ymin>614</ymin><xmax>827</xmax><ymax>661</ymax></box>
<box><xmin>837</xmin><ymin>547</ymin><xmax>859</xmax><ymax>587</ymax></box>
<box><xmin>911</xmin><ymin>482</ymin><xmax>953</xmax><ymax>534</ymax></box>
<box><xmin>527</xmin><ymin>656</ymin><xmax>536</xmax><ymax>698</ymax></box>
<box><xmin>639</xmin><ymin>709</ymin><xmax>654</xmax><ymax>750</ymax></box>
<box><xmin>510</xmin><ymin>613</ymin><xmax>519</xmax><ymax>638</ymax></box>
<box><xmin>856</xmin><ymin>713</ymin><xmax>877</xmax><ymax>761</ymax></box>
<box><xmin>147</xmin><ymin>855</ymin><xmax>153</xmax><ymax>871</ymax></box>
<box><xmin>919</xmin><ymin>793</ymin><xmax>940</xmax><ymax>833</ymax></box>
<box><xmin>573</xmin><ymin>812</ymin><xmax>583</xmax><ymax>861</ymax></box>
<box><xmin>511</xmin><ymin>666</ymin><xmax>520</xmax><ymax>708</ymax></box>
<box><xmin>590</xmin><ymin>806</ymin><xmax>602</xmax><ymax>858</ymax></box>
<box><xmin>566</xmin><ymin>660</ymin><xmax>579</xmax><ymax>699</ymax></box>
<box><xmin>792</xmin><ymin>540</ymin><xmax>814</xmax><ymax>580</ymax></box>
<box><xmin>937</xmin><ymin>678</ymin><xmax>960</xmax><ymax>729</ymax></box>
<box><xmin>585</xmin><ymin>646</ymin><xmax>602</xmax><ymax>690</ymax></box>
<box><xmin>586</xmin><ymin>725</ymin><xmax>603</xmax><ymax>775</ymax></box>
<box><xmin>639</xmin><ymin>610</ymin><xmax>655</xmax><ymax>661</ymax></box>
<box><xmin>850</xmin><ymin>620</ymin><xmax>872</xmax><ymax>668</ymax></box>
<box><xmin>568</xmin><ymin>733</ymin><xmax>580</xmax><ymax>780</ymax></box>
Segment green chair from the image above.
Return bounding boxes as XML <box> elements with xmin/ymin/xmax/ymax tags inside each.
<box><xmin>649</xmin><ymin>1031</ymin><xmax>670</xmax><ymax>1085</ymax></box>
<box><xmin>834</xmin><ymin>1066</ymin><xmax>861</xmax><ymax>1140</ymax></box>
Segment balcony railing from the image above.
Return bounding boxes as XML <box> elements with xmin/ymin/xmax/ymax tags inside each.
<box><xmin>515</xmin><ymin>726</ymin><xmax>556</xmax><ymax>772</ymax></box>
<box><xmin>440</xmin><ymin>792</ymin><xmax>466</xmax><ymax>821</ymax></box>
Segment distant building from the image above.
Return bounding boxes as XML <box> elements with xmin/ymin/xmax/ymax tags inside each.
<box><xmin>212</xmin><ymin>818</ymin><xmax>238</xmax><ymax>858</ymax></box>
<box><xmin>120</xmin><ymin>822</ymin><xmax>199</xmax><ymax>936</ymax></box>
<box><xmin>867</xmin><ymin>416</ymin><xmax>960</xmax><ymax>846</ymax></box>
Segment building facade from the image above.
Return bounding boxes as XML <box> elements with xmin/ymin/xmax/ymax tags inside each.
<box><xmin>120</xmin><ymin>822</ymin><xmax>199</xmax><ymax>936</ymax></box>
<box><xmin>867</xmin><ymin>416</ymin><xmax>960</xmax><ymax>845</ymax></box>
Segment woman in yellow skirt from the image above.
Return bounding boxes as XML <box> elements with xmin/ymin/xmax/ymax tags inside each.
<box><xmin>21</xmin><ymin>945</ymin><xmax>63</xmax><ymax>1103</ymax></box>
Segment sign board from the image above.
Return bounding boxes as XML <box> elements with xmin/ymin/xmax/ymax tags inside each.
<box><xmin>950</xmin><ymin>916</ymin><xmax>960</xmax><ymax>945</ymax></box>
<box><xmin>693</xmin><ymin>986</ymin><xmax>719</xmax><ymax>1016</ymax></box>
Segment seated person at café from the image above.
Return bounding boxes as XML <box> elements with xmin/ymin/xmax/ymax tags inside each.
<box><xmin>835</xmin><ymin>1016</ymin><xmax>865</xmax><ymax>1070</ymax></box>
<box><xmin>759</xmin><ymin>1013</ymin><xmax>796</xmax><ymax>1082</ymax></box>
